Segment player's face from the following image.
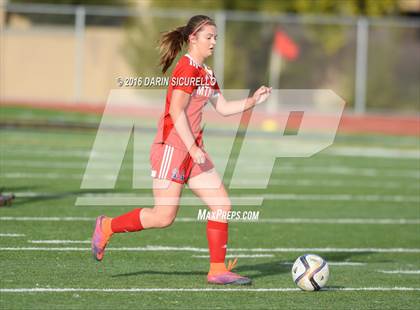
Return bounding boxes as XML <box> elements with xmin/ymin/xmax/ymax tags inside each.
<box><xmin>195</xmin><ymin>25</ymin><xmax>217</xmax><ymax>58</ymax></box>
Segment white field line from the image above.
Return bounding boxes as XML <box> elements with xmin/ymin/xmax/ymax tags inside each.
<box><xmin>326</xmin><ymin>147</ymin><xmax>420</xmax><ymax>159</ymax></box>
<box><xmin>0</xmin><ymin>246</ymin><xmax>419</xmax><ymax>253</ymax></box>
<box><xmin>2</xmin><ymin>159</ymin><xmax>418</xmax><ymax>175</ymax></box>
<box><xmin>1</xmin><ymin>287</ymin><xmax>420</xmax><ymax>293</ymax></box>
<box><xmin>261</xmin><ymin>194</ymin><xmax>419</xmax><ymax>203</ymax></box>
<box><xmin>277</xmin><ymin>166</ymin><xmax>420</xmax><ymax>178</ymax></box>
<box><xmin>28</xmin><ymin>240</ymin><xmax>90</xmax><ymax>244</ymax></box>
<box><xmin>1</xmin><ymin>166</ymin><xmax>417</xmax><ymax>189</ymax></box>
<box><xmin>74</xmin><ymin>194</ymin><xmax>419</xmax><ymax>206</ymax></box>
<box><xmin>4</xmin><ymin>145</ymin><xmax>420</xmax><ymax>159</ymax></box>
<box><xmin>377</xmin><ymin>270</ymin><xmax>420</xmax><ymax>274</ymax></box>
<box><xmin>0</xmin><ymin>216</ymin><xmax>94</xmax><ymax>221</ymax></box>
<box><xmin>6</xmin><ymin>191</ymin><xmax>419</xmax><ymax>203</ymax></box>
<box><xmin>3</xmin><ymin>149</ymin><xmax>93</xmax><ymax>158</ymax></box>
<box><xmin>3</xmin><ymin>142</ymin><xmax>418</xmax><ymax>163</ymax></box>
<box><xmin>192</xmin><ymin>254</ymin><xmax>274</xmax><ymax>258</ymax></box>
<box><xmin>6</xmin><ymin>190</ymin><xmax>420</xmax><ymax>202</ymax></box>
<box><xmin>279</xmin><ymin>262</ymin><xmax>366</xmax><ymax>266</ymax></box>
<box><xmin>237</xmin><ymin>179</ymin><xmax>419</xmax><ymax>189</ymax></box>
<box><xmin>0</xmin><ymin>172</ymin><xmax>139</xmax><ymax>181</ymax></box>
<box><xmin>225</xmin><ymin>166</ymin><xmax>420</xmax><ymax>178</ymax></box>
<box><xmin>176</xmin><ymin>218</ymin><xmax>420</xmax><ymax>224</ymax></box>
<box><xmin>75</xmin><ymin>196</ymin><xmax>263</xmax><ymax>206</ymax></box>
<box><xmin>1</xmin><ymin>217</ymin><xmax>419</xmax><ymax>225</ymax></box>
<box><xmin>0</xmin><ymin>233</ymin><xmax>25</xmax><ymax>237</ymax></box>
<box><xmin>2</xmin><ymin>152</ymin><xmax>419</xmax><ymax>172</ymax></box>
<box><xmin>192</xmin><ymin>256</ymin><xmax>364</xmax><ymax>264</ymax></box>
<box><xmin>2</xmin><ymin>168</ymin><xmax>419</xmax><ymax>179</ymax></box>
<box><xmin>2</xmin><ymin>160</ymin><xmax>133</xmax><ymax>170</ymax></box>
<box><xmin>259</xmin><ymin>218</ymin><xmax>420</xmax><ymax>224</ymax></box>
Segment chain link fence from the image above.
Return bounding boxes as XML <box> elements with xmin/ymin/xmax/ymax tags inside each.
<box><xmin>1</xmin><ymin>3</ymin><xmax>419</xmax><ymax>113</ymax></box>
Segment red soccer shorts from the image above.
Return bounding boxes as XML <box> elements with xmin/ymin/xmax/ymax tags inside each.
<box><xmin>150</xmin><ymin>143</ymin><xmax>214</xmax><ymax>184</ymax></box>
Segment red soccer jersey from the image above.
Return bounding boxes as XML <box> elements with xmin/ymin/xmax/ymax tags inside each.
<box><xmin>153</xmin><ymin>54</ymin><xmax>220</xmax><ymax>151</ymax></box>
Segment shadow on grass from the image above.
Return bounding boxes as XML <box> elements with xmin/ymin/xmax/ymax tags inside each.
<box><xmin>111</xmin><ymin>251</ymin><xmax>387</xmax><ymax>280</ymax></box>
<box><xmin>233</xmin><ymin>260</ymin><xmax>290</xmax><ymax>279</ymax></box>
<box><xmin>322</xmin><ymin>252</ymin><xmax>392</xmax><ymax>264</ymax></box>
<box><xmin>2</xmin><ymin>185</ymin><xmax>40</xmax><ymax>192</ymax></box>
<box><xmin>111</xmin><ymin>260</ymin><xmax>289</xmax><ymax>279</ymax></box>
<box><xmin>6</xmin><ymin>189</ymin><xmax>147</xmax><ymax>207</ymax></box>
<box><xmin>111</xmin><ymin>270</ymin><xmax>207</xmax><ymax>278</ymax></box>
<box><xmin>227</xmin><ymin>251</ymin><xmax>380</xmax><ymax>280</ymax></box>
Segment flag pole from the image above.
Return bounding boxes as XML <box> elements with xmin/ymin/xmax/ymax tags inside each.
<box><xmin>268</xmin><ymin>47</ymin><xmax>282</xmax><ymax>114</ymax></box>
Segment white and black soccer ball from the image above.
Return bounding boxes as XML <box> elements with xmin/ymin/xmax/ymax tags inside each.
<box><xmin>292</xmin><ymin>254</ymin><xmax>329</xmax><ymax>291</ymax></box>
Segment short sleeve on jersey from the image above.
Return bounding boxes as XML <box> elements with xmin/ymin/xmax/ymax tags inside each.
<box><xmin>172</xmin><ymin>64</ymin><xmax>200</xmax><ymax>95</ymax></box>
<box><xmin>209</xmin><ymin>79</ymin><xmax>221</xmax><ymax>100</ymax></box>
<box><xmin>213</xmin><ymin>79</ymin><xmax>221</xmax><ymax>93</ymax></box>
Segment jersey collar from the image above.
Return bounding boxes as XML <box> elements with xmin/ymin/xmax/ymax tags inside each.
<box><xmin>185</xmin><ymin>53</ymin><xmax>202</xmax><ymax>68</ymax></box>
<box><xmin>185</xmin><ymin>53</ymin><xmax>214</xmax><ymax>76</ymax></box>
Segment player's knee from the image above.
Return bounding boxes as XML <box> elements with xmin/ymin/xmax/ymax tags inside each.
<box><xmin>221</xmin><ymin>204</ymin><xmax>232</xmax><ymax>213</ymax></box>
<box><xmin>155</xmin><ymin>214</ymin><xmax>176</xmax><ymax>228</ymax></box>
<box><xmin>209</xmin><ymin>199</ymin><xmax>231</xmax><ymax>213</ymax></box>
<box><xmin>223</xmin><ymin>197</ymin><xmax>232</xmax><ymax>212</ymax></box>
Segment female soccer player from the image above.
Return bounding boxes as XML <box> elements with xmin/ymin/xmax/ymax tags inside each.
<box><xmin>92</xmin><ymin>15</ymin><xmax>271</xmax><ymax>285</ymax></box>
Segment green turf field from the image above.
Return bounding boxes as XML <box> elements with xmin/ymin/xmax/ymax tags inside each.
<box><xmin>1</xmin><ymin>106</ymin><xmax>419</xmax><ymax>309</ymax></box>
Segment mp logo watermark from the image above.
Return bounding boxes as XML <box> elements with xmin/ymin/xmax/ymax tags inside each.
<box><xmin>75</xmin><ymin>89</ymin><xmax>345</xmax><ymax>207</ymax></box>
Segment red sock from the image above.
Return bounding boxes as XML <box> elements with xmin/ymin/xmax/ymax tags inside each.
<box><xmin>207</xmin><ymin>220</ymin><xmax>228</xmax><ymax>263</ymax></box>
<box><xmin>111</xmin><ymin>208</ymin><xmax>144</xmax><ymax>233</ymax></box>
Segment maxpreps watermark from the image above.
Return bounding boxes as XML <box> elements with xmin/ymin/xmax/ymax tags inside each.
<box><xmin>197</xmin><ymin>209</ymin><xmax>260</xmax><ymax>222</ymax></box>
<box><xmin>117</xmin><ymin>76</ymin><xmax>216</xmax><ymax>87</ymax></box>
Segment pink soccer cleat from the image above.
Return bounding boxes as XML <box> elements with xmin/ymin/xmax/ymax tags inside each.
<box><xmin>207</xmin><ymin>258</ymin><xmax>252</xmax><ymax>285</ymax></box>
<box><xmin>91</xmin><ymin>215</ymin><xmax>112</xmax><ymax>261</ymax></box>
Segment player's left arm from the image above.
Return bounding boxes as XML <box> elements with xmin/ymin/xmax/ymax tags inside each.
<box><xmin>210</xmin><ymin>86</ymin><xmax>272</xmax><ymax>116</ymax></box>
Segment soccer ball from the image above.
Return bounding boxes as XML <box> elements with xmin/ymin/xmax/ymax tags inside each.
<box><xmin>292</xmin><ymin>254</ymin><xmax>329</xmax><ymax>291</ymax></box>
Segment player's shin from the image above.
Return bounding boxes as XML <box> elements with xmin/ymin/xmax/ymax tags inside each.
<box><xmin>110</xmin><ymin>208</ymin><xmax>144</xmax><ymax>233</ymax></box>
<box><xmin>206</xmin><ymin>219</ymin><xmax>229</xmax><ymax>275</ymax></box>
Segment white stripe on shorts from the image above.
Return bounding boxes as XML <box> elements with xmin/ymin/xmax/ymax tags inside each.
<box><xmin>162</xmin><ymin>146</ymin><xmax>174</xmax><ymax>179</ymax></box>
<box><xmin>158</xmin><ymin>145</ymin><xmax>169</xmax><ymax>179</ymax></box>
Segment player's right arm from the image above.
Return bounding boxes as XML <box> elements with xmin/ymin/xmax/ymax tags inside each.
<box><xmin>169</xmin><ymin>89</ymin><xmax>206</xmax><ymax>165</ymax></box>
<box><xmin>210</xmin><ymin>86</ymin><xmax>272</xmax><ymax>116</ymax></box>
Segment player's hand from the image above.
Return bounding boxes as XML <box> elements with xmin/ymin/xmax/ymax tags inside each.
<box><xmin>252</xmin><ymin>86</ymin><xmax>272</xmax><ymax>105</ymax></box>
<box><xmin>189</xmin><ymin>145</ymin><xmax>206</xmax><ymax>165</ymax></box>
